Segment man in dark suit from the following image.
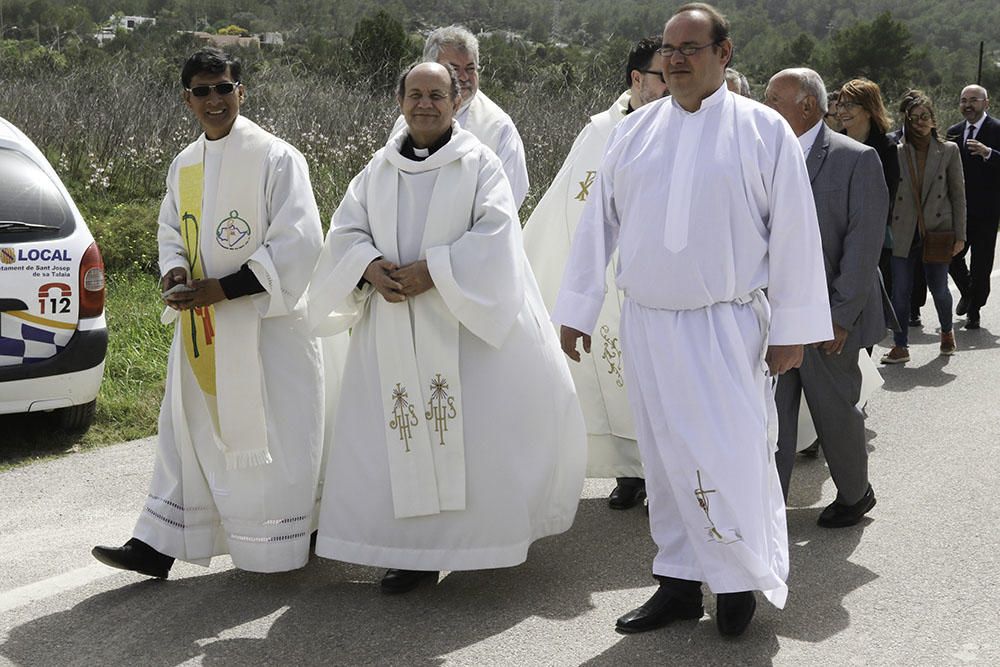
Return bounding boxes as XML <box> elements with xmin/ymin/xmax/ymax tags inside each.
<box><xmin>947</xmin><ymin>85</ymin><xmax>1000</xmax><ymax>329</ymax></box>
<box><xmin>765</xmin><ymin>68</ymin><xmax>888</xmax><ymax>527</ymax></box>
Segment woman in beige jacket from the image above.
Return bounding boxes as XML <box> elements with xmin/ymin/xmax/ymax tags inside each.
<box><xmin>883</xmin><ymin>94</ymin><xmax>966</xmax><ymax>363</ymax></box>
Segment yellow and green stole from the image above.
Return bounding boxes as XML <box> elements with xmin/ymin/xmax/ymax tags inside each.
<box><xmin>178</xmin><ymin>162</ymin><xmax>217</xmax><ymax>398</ymax></box>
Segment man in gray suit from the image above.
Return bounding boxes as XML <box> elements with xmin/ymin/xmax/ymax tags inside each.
<box><xmin>764</xmin><ymin>68</ymin><xmax>889</xmax><ymax>527</ymax></box>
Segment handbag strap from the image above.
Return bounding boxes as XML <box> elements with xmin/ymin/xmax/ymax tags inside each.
<box><xmin>903</xmin><ymin>145</ymin><xmax>928</xmax><ymax>238</ymax></box>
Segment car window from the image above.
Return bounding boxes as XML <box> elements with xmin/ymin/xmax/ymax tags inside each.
<box><xmin>0</xmin><ymin>148</ymin><xmax>75</xmax><ymax>242</ymax></box>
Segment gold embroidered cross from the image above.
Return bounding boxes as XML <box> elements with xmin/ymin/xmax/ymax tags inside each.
<box><xmin>389</xmin><ymin>383</ymin><xmax>419</xmax><ymax>452</ymax></box>
<box><xmin>425</xmin><ymin>374</ymin><xmax>458</xmax><ymax>446</ymax></box>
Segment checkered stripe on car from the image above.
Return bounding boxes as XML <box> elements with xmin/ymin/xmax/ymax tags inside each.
<box><xmin>0</xmin><ymin>314</ymin><xmax>74</xmax><ymax>367</ymax></box>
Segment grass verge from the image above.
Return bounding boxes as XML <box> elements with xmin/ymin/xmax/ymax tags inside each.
<box><xmin>0</xmin><ymin>269</ymin><xmax>169</xmax><ymax>471</ymax></box>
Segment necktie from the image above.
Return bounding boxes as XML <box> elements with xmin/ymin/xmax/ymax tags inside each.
<box><xmin>967</xmin><ymin>124</ymin><xmax>976</xmax><ymax>143</ymax></box>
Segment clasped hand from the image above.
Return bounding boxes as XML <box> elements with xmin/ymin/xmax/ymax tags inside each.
<box><xmin>364</xmin><ymin>258</ymin><xmax>434</xmax><ymax>302</ymax></box>
<box><xmin>161</xmin><ymin>268</ymin><xmax>225</xmax><ymax>310</ymax></box>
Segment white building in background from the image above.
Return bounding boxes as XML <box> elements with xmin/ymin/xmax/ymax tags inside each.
<box><xmin>94</xmin><ymin>15</ymin><xmax>156</xmax><ymax>45</ymax></box>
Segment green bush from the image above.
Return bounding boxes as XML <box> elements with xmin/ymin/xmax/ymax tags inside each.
<box><xmin>83</xmin><ymin>200</ymin><xmax>162</xmax><ymax>275</ymax></box>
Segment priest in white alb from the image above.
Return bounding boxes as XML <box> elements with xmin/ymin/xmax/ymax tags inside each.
<box><xmin>92</xmin><ymin>48</ymin><xmax>328</xmax><ymax>577</ymax></box>
<box><xmin>524</xmin><ymin>36</ymin><xmax>668</xmax><ymax>511</ymax></box>
<box><xmin>555</xmin><ymin>5</ymin><xmax>832</xmax><ymax>637</ymax></box>
<box><xmin>308</xmin><ymin>62</ymin><xmax>586</xmax><ymax>595</ymax></box>
<box><xmin>388</xmin><ymin>25</ymin><xmax>529</xmax><ymax>209</ymax></box>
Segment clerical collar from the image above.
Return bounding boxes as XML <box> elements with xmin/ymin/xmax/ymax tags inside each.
<box><xmin>400</xmin><ymin>128</ymin><xmax>453</xmax><ymax>162</ymax></box>
<box><xmin>798</xmin><ymin>120</ymin><xmax>824</xmax><ymax>156</ymax></box>
<box><xmin>626</xmin><ymin>102</ymin><xmax>635</xmax><ymax>115</ymax></box>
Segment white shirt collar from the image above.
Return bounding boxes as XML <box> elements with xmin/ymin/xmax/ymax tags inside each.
<box><xmin>670</xmin><ymin>82</ymin><xmax>728</xmax><ymax>115</ymax></box>
<box><xmin>798</xmin><ymin>120</ymin><xmax>825</xmax><ymax>156</ymax></box>
<box><xmin>966</xmin><ymin>113</ymin><xmax>987</xmax><ymax>133</ymax></box>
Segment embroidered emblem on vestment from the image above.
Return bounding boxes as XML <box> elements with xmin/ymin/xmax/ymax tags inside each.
<box><xmin>216</xmin><ymin>210</ymin><xmax>252</xmax><ymax>250</ymax></box>
<box><xmin>575</xmin><ymin>170</ymin><xmax>597</xmax><ymax>201</ymax></box>
<box><xmin>425</xmin><ymin>373</ymin><xmax>458</xmax><ymax>446</ymax></box>
<box><xmin>694</xmin><ymin>470</ymin><xmax>742</xmax><ymax>544</ymax></box>
<box><xmin>600</xmin><ymin>324</ymin><xmax>624</xmax><ymax>387</ymax></box>
<box><xmin>389</xmin><ymin>383</ymin><xmax>420</xmax><ymax>452</ymax></box>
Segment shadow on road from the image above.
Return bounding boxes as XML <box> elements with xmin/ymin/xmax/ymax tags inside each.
<box><xmin>879</xmin><ymin>355</ymin><xmax>957</xmax><ymax>392</ymax></box>
<box><xmin>1</xmin><ymin>494</ymin><xmax>879</xmax><ymax>666</ymax></box>
<box><xmin>1</xmin><ymin>497</ymin><xmax>656</xmax><ymax>666</ymax></box>
<box><xmin>0</xmin><ymin>412</ymin><xmax>85</xmax><ymax>467</ymax></box>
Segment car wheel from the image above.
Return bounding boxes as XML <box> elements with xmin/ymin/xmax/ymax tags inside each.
<box><xmin>57</xmin><ymin>400</ymin><xmax>97</xmax><ymax>432</ymax></box>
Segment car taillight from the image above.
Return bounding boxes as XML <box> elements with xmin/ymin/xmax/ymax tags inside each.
<box><xmin>79</xmin><ymin>241</ymin><xmax>105</xmax><ymax>318</ymax></box>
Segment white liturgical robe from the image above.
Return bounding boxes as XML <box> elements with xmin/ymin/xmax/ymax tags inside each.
<box><xmin>553</xmin><ymin>84</ymin><xmax>833</xmax><ymax>607</ymax></box>
<box><xmin>308</xmin><ymin>123</ymin><xmax>586</xmax><ymax>571</ymax></box>
<box><xmin>390</xmin><ymin>90</ymin><xmax>529</xmax><ymax>209</ymax></box>
<box><xmin>524</xmin><ymin>91</ymin><xmax>641</xmax><ymax>478</ymax></box>
<box><xmin>135</xmin><ymin>117</ymin><xmax>328</xmax><ymax>573</ymax></box>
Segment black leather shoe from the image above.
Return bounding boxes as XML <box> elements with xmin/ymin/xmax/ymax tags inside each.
<box><xmin>608</xmin><ymin>478</ymin><xmax>646</xmax><ymax>510</ymax></box>
<box><xmin>817</xmin><ymin>485</ymin><xmax>876</xmax><ymax>528</ymax></box>
<box><xmin>91</xmin><ymin>538</ymin><xmax>173</xmax><ymax>578</ymax></box>
<box><xmin>966</xmin><ymin>314</ymin><xmax>981</xmax><ymax>330</ymax></box>
<box><xmin>615</xmin><ymin>583</ymin><xmax>703</xmax><ymax>633</ymax></box>
<box><xmin>908</xmin><ymin>315</ymin><xmax>922</xmax><ymax>327</ymax></box>
<box><xmin>716</xmin><ymin>591</ymin><xmax>756</xmax><ymax>637</ymax></box>
<box><xmin>956</xmin><ymin>296</ymin><xmax>968</xmax><ymax>316</ymax></box>
<box><xmin>379</xmin><ymin>569</ymin><xmax>438</xmax><ymax>594</ymax></box>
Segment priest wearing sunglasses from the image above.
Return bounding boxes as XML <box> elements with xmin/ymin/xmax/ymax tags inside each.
<box><xmin>92</xmin><ymin>47</ymin><xmax>329</xmax><ymax>578</ymax></box>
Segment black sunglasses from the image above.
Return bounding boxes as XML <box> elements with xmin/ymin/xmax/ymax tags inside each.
<box><xmin>187</xmin><ymin>81</ymin><xmax>240</xmax><ymax>97</ymax></box>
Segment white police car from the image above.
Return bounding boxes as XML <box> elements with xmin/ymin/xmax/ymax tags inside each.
<box><xmin>0</xmin><ymin>116</ymin><xmax>107</xmax><ymax>430</ymax></box>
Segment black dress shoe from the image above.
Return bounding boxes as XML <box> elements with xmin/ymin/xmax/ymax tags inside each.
<box><xmin>908</xmin><ymin>315</ymin><xmax>922</xmax><ymax>327</ymax></box>
<box><xmin>966</xmin><ymin>315</ymin><xmax>981</xmax><ymax>330</ymax></box>
<box><xmin>91</xmin><ymin>538</ymin><xmax>173</xmax><ymax>579</ymax></box>
<box><xmin>817</xmin><ymin>485</ymin><xmax>876</xmax><ymax>528</ymax></box>
<box><xmin>615</xmin><ymin>583</ymin><xmax>703</xmax><ymax>633</ymax></box>
<box><xmin>608</xmin><ymin>478</ymin><xmax>646</xmax><ymax>510</ymax></box>
<box><xmin>379</xmin><ymin>569</ymin><xmax>438</xmax><ymax>594</ymax></box>
<box><xmin>716</xmin><ymin>591</ymin><xmax>757</xmax><ymax>637</ymax></box>
<box><xmin>956</xmin><ymin>296</ymin><xmax>968</xmax><ymax>316</ymax></box>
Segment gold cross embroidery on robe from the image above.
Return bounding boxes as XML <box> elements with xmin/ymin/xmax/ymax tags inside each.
<box><xmin>599</xmin><ymin>325</ymin><xmax>624</xmax><ymax>387</ymax></box>
<box><xmin>694</xmin><ymin>470</ymin><xmax>742</xmax><ymax>544</ymax></box>
<box><xmin>425</xmin><ymin>373</ymin><xmax>458</xmax><ymax>446</ymax></box>
<box><xmin>575</xmin><ymin>170</ymin><xmax>597</xmax><ymax>202</ymax></box>
<box><xmin>389</xmin><ymin>383</ymin><xmax>420</xmax><ymax>452</ymax></box>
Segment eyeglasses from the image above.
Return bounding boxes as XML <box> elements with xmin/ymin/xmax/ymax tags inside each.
<box><xmin>186</xmin><ymin>81</ymin><xmax>240</xmax><ymax>97</ymax></box>
<box><xmin>638</xmin><ymin>69</ymin><xmax>666</xmax><ymax>83</ymax></box>
<box><xmin>657</xmin><ymin>41</ymin><xmax>720</xmax><ymax>58</ymax></box>
<box><xmin>838</xmin><ymin>100</ymin><xmax>861</xmax><ymax>111</ymax></box>
<box><xmin>907</xmin><ymin>112</ymin><xmax>932</xmax><ymax>122</ymax></box>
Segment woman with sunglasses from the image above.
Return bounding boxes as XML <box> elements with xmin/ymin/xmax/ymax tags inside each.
<box><xmin>882</xmin><ymin>94</ymin><xmax>966</xmax><ymax>363</ymax></box>
<box><xmin>836</xmin><ymin>79</ymin><xmax>899</xmax><ymax>332</ymax></box>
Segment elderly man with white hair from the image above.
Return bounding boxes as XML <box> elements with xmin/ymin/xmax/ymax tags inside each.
<box><xmin>390</xmin><ymin>25</ymin><xmax>529</xmax><ymax>209</ymax></box>
<box><xmin>764</xmin><ymin>67</ymin><xmax>888</xmax><ymax>527</ymax></box>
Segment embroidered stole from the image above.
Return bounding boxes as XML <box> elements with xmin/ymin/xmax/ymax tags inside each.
<box><xmin>369</xmin><ymin>149</ymin><xmax>478</xmax><ymax>518</ymax></box>
<box><xmin>168</xmin><ymin>116</ymin><xmax>275</xmax><ymax>469</ymax></box>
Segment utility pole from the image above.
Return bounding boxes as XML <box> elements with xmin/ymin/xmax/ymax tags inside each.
<box><xmin>977</xmin><ymin>41</ymin><xmax>984</xmax><ymax>85</ymax></box>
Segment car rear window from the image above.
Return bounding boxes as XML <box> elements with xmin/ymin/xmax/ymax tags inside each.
<box><xmin>0</xmin><ymin>148</ymin><xmax>75</xmax><ymax>242</ymax></box>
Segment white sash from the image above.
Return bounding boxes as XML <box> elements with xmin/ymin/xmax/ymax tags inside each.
<box><xmin>162</xmin><ymin>116</ymin><xmax>275</xmax><ymax>469</ymax></box>
<box><xmin>459</xmin><ymin>91</ymin><xmax>506</xmax><ymax>152</ymax></box>
<box><xmin>368</xmin><ymin>130</ymin><xmax>479</xmax><ymax>518</ymax></box>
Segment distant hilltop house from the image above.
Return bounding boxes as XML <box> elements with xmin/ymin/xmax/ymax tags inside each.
<box><xmin>188</xmin><ymin>30</ymin><xmax>284</xmax><ymax>49</ymax></box>
<box><xmin>94</xmin><ymin>15</ymin><xmax>156</xmax><ymax>45</ymax></box>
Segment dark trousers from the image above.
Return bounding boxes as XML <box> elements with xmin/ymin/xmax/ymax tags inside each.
<box><xmin>775</xmin><ymin>346</ymin><xmax>868</xmax><ymax>505</ymax></box>
<box><xmin>949</xmin><ymin>216</ymin><xmax>1000</xmax><ymax>318</ymax></box>
<box><xmin>891</xmin><ymin>245</ymin><xmax>953</xmax><ymax>347</ymax></box>
<box><xmin>886</xmin><ymin>248</ymin><xmax>929</xmax><ymax>316</ymax></box>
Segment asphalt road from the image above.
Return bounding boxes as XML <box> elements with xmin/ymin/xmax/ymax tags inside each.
<box><xmin>2</xmin><ymin>299</ymin><xmax>1000</xmax><ymax>666</ymax></box>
